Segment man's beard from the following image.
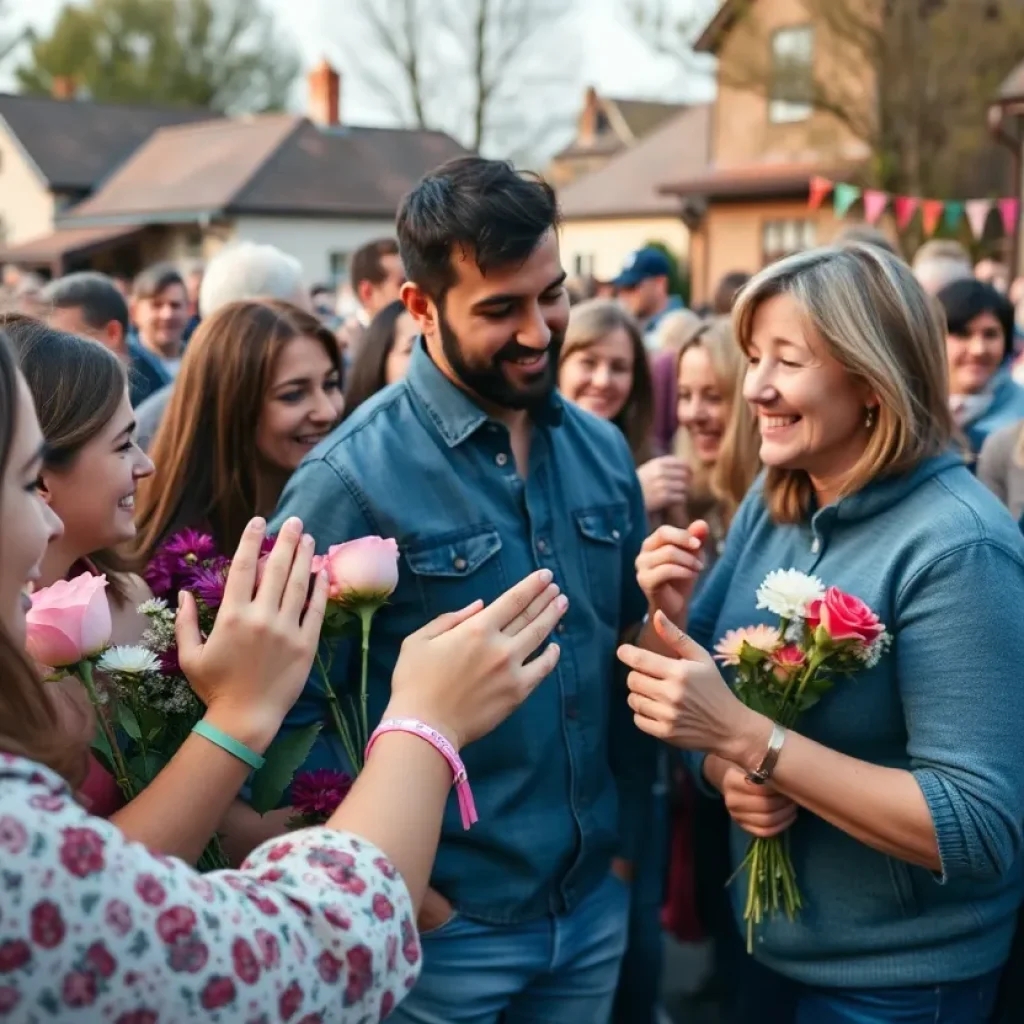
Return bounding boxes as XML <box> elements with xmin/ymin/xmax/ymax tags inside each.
<box><xmin>438</xmin><ymin>308</ymin><xmax>562</xmax><ymax>411</ymax></box>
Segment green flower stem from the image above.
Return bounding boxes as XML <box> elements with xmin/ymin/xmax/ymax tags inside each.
<box><xmin>315</xmin><ymin>648</ymin><xmax>360</xmax><ymax>772</ymax></box>
<box><xmin>356</xmin><ymin>605</ymin><xmax>377</xmax><ymax>754</ymax></box>
<box><xmin>78</xmin><ymin>660</ymin><xmax>135</xmax><ymax>801</ymax></box>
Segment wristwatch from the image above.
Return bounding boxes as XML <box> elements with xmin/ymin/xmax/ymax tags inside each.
<box><xmin>746</xmin><ymin>723</ymin><xmax>787</xmax><ymax>785</ymax></box>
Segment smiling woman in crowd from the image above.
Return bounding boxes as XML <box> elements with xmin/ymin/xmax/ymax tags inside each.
<box><xmin>625</xmin><ymin>243</ymin><xmax>1024</xmax><ymax>1024</ymax></box>
<box><xmin>560</xmin><ymin>298</ymin><xmax>690</xmax><ymax>522</ymax></box>
<box><xmin>0</xmin><ymin>324</ymin><xmax>570</xmax><ymax>1021</ymax></box>
<box><xmin>135</xmin><ymin>300</ymin><xmax>345</xmax><ymax>559</ymax></box>
<box><xmin>936</xmin><ymin>277</ymin><xmax>1024</xmax><ymax>455</ymax></box>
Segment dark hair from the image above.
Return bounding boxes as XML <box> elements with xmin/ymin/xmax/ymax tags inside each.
<box><xmin>310</xmin><ymin>283</ymin><xmax>333</xmax><ymax>298</ymax></box>
<box><xmin>136</xmin><ymin>301</ymin><xmax>343</xmax><ymax>559</ymax></box>
<box><xmin>713</xmin><ymin>271</ymin><xmax>751</xmax><ymax>315</ymax></box>
<box><xmin>936</xmin><ymin>278</ymin><xmax>1016</xmax><ymax>359</ymax></box>
<box><xmin>41</xmin><ymin>271</ymin><xmax>130</xmax><ymax>335</ymax></box>
<box><xmin>133</xmin><ymin>262</ymin><xmax>186</xmax><ymax>301</ymax></box>
<box><xmin>4</xmin><ymin>315</ymin><xmax>133</xmax><ymax>600</ymax></box>
<box><xmin>0</xmin><ymin>331</ymin><xmax>91</xmax><ymax>784</ymax></box>
<box><xmin>343</xmin><ymin>299</ymin><xmax>409</xmax><ymax>420</ymax></box>
<box><xmin>350</xmin><ymin>238</ymin><xmax>400</xmax><ymax>291</ymax></box>
<box><xmin>397</xmin><ymin>156</ymin><xmax>560</xmax><ymax>306</ymax></box>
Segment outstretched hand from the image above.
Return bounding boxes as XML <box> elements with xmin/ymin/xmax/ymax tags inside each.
<box><xmin>635</xmin><ymin>521</ymin><xmax>709</xmax><ymax>627</ymax></box>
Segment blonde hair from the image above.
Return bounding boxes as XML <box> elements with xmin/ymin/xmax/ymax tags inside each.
<box><xmin>561</xmin><ymin>299</ymin><xmax>654</xmax><ymax>463</ymax></box>
<box><xmin>652</xmin><ymin>308</ymin><xmax>705</xmax><ymax>353</ymax></box>
<box><xmin>733</xmin><ymin>242</ymin><xmax>955</xmax><ymax>524</ymax></box>
<box><xmin>674</xmin><ymin>317</ymin><xmax>760</xmax><ymax>529</ymax></box>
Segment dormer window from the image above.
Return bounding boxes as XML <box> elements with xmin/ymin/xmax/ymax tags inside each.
<box><xmin>769</xmin><ymin>25</ymin><xmax>814</xmax><ymax>124</ymax></box>
<box><xmin>595</xmin><ymin>109</ymin><xmax>611</xmax><ymax>135</ymax></box>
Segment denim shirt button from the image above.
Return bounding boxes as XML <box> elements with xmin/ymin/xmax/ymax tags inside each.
<box><xmin>556</xmin><ymin>622</ymin><xmax>566</xmax><ymax>634</ymax></box>
<box><xmin>453</xmin><ymin>556</ymin><xmax>468</xmax><ymax>571</ymax></box>
<box><xmin>495</xmin><ymin>452</ymin><xmax>509</xmax><ymax>467</ymax></box>
<box><xmin>537</xmin><ymin>539</ymin><xmax>548</xmax><ymax>554</ymax></box>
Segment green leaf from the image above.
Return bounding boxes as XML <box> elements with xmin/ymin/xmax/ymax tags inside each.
<box><xmin>128</xmin><ymin>751</ymin><xmax>167</xmax><ymax>784</ymax></box>
<box><xmin>91</xmin><ymin>731</ymin><xmax>115</xmax><ymax>772</ymax></box>
<box><xmin>249</xmin><ymin>723</ymin><xmax>322</xmax><ymax>815</ymax></box>
<box><xmin>117</xmin><ymin>704</ymin><xmax>142</xmax><ymax>741</ymax></box>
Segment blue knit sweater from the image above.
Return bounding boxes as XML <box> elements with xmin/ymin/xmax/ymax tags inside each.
<box><xmin>689</xmin><ymin>452</ymin><xmax>1024</xmax><ymax>988</ymax></box>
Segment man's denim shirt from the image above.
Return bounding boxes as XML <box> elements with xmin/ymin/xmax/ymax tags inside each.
<box><xmin>270</xmin><ymin>342</ymin><xmax>649</xmax><ymax>924</ymax></box>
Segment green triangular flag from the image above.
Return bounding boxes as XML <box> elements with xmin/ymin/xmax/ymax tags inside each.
<box><xmin>943</xmin><ymin>200</ymin><xmax>965</xmax><ymax>231</ymax></box>
<box><xmin>833</xmin><ymin>183</ymin><xmax>862</xmax><ymax>218</ymax></box>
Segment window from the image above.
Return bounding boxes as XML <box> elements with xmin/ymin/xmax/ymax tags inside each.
<box><xmin>329</xmin><ymin>251</ymin><xmax>351</xmax><ymax>286</ymax></box>
<box><xmin>769</xmin><ymin>26</ymin><xmax>814</xmax><ymax>124</ymax></box>
<box><xmin>762</xmin><ymin>219</ymin><xmax>816</xmax><ymax>265</ymax></box>
<box><xmin>573</xmin><ymin>252</ymin><xmax>595</xmax><ymax>276</ymax></box>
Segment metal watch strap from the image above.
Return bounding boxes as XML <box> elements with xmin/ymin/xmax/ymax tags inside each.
<box><xmin>746</xmin><ymin>723</ymin><xmax>786</xmax><ymax>785</ymax></box>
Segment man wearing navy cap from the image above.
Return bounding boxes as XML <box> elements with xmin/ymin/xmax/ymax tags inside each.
<box><xmin>613</xmin><ymin>246</ymin><xmax>684</xmax><ymax>341</ymax></box>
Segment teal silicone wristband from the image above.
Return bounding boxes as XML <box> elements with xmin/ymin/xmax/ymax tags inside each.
<box><xmin>192</xmin><ymin>720</ymin><xmax>266</xmax><ymax>771</ymax></box>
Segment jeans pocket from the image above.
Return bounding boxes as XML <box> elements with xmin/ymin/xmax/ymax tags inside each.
<box><xmin>418</xmin><ymin>910</ymin><xmax>462</xmax><ymax>939</ymax></box>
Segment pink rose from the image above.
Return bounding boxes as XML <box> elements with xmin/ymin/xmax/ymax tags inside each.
<box><xmin>313</xmin><ymin>537</ymin><xmax>399</xmax><ymax>605</ymax></box>
<box><xmin>771</xmin><ymin>644</ymin><xmax>806</xmax><ymax>682</ymax></box>
<box><xmin>26</xmin><ymin>574</ymin><xmax>111</xmax><ymax>667</ymax></box>
<box><xmin>815</xmin><ymin>587</ymin><xmax>884</xmax><ymax>646</ymax></box>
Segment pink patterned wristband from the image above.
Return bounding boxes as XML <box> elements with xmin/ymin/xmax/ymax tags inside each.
<box><xmin>365</xmin><ymin>718</ymin><xmax>479</xmax><ymax>830</ymax></box>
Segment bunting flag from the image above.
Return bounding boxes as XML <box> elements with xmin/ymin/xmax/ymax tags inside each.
<box><xmin>965</xmin><ymin>199</ymin><xmax>993</xmax><ymax>240</ymax></box>
<box><xmin>862</xmin><ymin>190</ymin><xmax>888</xmax><ymax>225</ymax></box>
<box><xmin>893</xmin><ymin>195</ymin><xmax>919</xmax><ymax>231</ymax></box>
<box><xmin>999</xmin><ymin>197</ymin><xmax>1021</xmax><ymax>236</ymax></box>
<box><xmin>834</xmin><ymin>183</ymin><xmax>862</xmax><ymax>218</ymax></box>
<box><xmin>921</xmin><ymin>199</ymin><xmax>945</xmax><ymax>237</ymax></box>
<box><xmin>808</xmin><ymin>176</ymin><xmax>833</xmax><ymax>210</ymax></box>
<box><xmin>943</xmin><ymin>201</ymin><xmax>965</xmax><ymax>232</ymax></box>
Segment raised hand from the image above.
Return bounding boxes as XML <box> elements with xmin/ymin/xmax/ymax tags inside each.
<box><xmin>386</xmin><ymin>569</ymin><xmax>568</xmax><ymax>749</ymax></box>
<box><xmin>637</xmin><ymin>455</ymin><xmax>691</xmax><ymax>513</ymax></box>
<box><xmin>176</xmin><ymin>517</ymin><xmax>328</xmax><ymax>739</ymax></box>
<box><xmin>635</xmin><ymin>521</ymin><xmax>708</xmax><ymax>627</ymax></box>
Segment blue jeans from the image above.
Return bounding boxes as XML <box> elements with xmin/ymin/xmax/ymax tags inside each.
<box><xmin>389</xmin><ymin>873</ymin><xmax>630</xmax><ymax>1024</ymax></box>
<box><xmin>739</xmin><ymin>960</ymin><xmax>1002</xmax><ymax>1024</ymax></box>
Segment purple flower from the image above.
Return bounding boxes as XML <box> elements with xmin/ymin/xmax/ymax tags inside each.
<box><xmin>290</xmin><ymin>770</ymin><xmax>352</xmax><ymax>818</ymax></box>
<box><xmin>191</xmin><ymin>558</ymin><xmax>230</xmax><ymax>610</ymax></box>
<box><xmin>144</xmin><ymin>552</ymin><xmax>176</xmax><ymax>598</ymax></box>
<box><xmin>160</xmin><ymin>645</ymin><xmax>181</xmax><ymax>676</ymax></box>
<box><xmin>163</xmin><ymin>529</ymin><xmax>218</xmax><ymax>565</ymax></box>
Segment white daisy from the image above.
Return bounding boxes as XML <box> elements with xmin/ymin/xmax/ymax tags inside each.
<box><xmin>756</xmin><ymin>569</ymin><xmax>825</xmax><ymax>620</ymax></box>
<box><xmin>97</xmin><ymin>645</ymin><xmax>161</xmax><ymax>676</ymax></box>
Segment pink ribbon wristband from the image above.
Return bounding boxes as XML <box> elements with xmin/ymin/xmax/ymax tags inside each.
<box><xmin>365</xmin><ymin>718</ymin><xmax>479</xmax><ymax>830</ymax></box>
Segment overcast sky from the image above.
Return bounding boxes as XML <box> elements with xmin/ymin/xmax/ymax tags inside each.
<box><xmin>0</xmin><ymin>0</ymin><xmax>714</xmax><ymax>133</ymax></box>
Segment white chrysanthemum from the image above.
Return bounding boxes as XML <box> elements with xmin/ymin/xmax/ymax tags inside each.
<box><xmin>97</xmin><ymin>645</ymin><xmax>161</xmax><ymax>676</ymax></box>
<box><xmin>137</xmin><ymin>597</ymin><xmax>168</xmax><ymax>617</ymax></box>
<box><xmin>756</xmin><ymin>569</ymin><xmax>825</xmax><ymax>620</ymax></box>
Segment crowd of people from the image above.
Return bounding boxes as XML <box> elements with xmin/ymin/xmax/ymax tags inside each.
<box><xmin>1</xmin><ymin>155</ymin><xmax>1024</xmax><ymax>1024</ymax></box>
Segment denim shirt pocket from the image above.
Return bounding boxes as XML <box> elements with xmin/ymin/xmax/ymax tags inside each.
<box><xmin>574</xmin><ymin>502</ymin><xmax>630</xmax><ymax>624</ymax></box>
<box><xmin>404</xmin><ymin>525</ymin><xmax>506</xmax><ymax>615</ymax></box>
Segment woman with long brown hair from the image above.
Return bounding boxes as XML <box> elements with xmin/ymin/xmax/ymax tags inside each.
<box><xmin>136</xmin><ymin>300</ymin><xmax>345</xmax><ymax>559</ymax></box>
<box><xmin>0</xmin><ymin>325</ymin><xmax>570</xmax><ymax>1021</ymax></box>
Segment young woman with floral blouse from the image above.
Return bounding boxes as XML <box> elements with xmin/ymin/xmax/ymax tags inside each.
<box><xmin>0</xmin><ymin>329</ymin><xmax>568</xmax><ymax>1021</ymax></box>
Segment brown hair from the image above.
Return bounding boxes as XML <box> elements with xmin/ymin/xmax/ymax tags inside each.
<box><xmin>3</xmin><ymin>314</ymin><xmax>133</xmax><ymax>601</ymax></box>
<box><xmin>733</xmin><ymin>243</ymin><xmax>955</xmax><ymax>524</ymax></box>
<box><xmin>350</xmin><ymin>238</ymin><xmax>400</xmax><ymax>290</ymax></box>
<box><xmin>561</xmin><ymin>299</ymin><xmax>655</xmax><ymax>463</ymax></box>
<box><xmin>0</xmin><ymin>330</ymin><xmax>90</xmax><ymax>785</ymax></box>
<box><xmin>135</xmin><ymin>300</ymin><xmax>342</xmax><ymax>559</ymax></box>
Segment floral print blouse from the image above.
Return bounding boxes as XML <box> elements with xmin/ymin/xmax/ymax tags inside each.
<box><xmin>0</xmin><ymin>753</ymin><xmax>421</xmax><ymax>1021</ymax></box>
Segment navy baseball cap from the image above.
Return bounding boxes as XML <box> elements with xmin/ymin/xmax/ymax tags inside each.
<box><xmin>613</xmin><ymin>247</ymin><xmax>672</xmax><ymax>288</ymax></box>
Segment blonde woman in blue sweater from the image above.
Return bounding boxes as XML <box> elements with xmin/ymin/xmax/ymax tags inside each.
<box><xmin>620</xmin><ymin>243</ymin><xmax>1024</xmax><ymax>1023</ymax></box>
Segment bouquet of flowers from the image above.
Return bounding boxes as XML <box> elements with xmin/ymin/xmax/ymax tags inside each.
<box><xmin>714</xmin><ymin>569</ymin><xmax>890</xmax><ymax>952</ymax></box>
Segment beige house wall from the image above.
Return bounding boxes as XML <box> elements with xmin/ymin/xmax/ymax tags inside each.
<box><xmin>693</xmin><ymin>200</ymin><xmax>849</xmax><ymax>304</ymax></box>
<box><xmin>0</xmin><ymin>125</ymin><xmax>56</xmax><ymax>245</ymax></box>
<box><xmin>559</xmin><ymin>217</ymin><xmax>690</xmax><ymax>282</ymax></box>
<box><xmin>713</xmin><ymin>0</ymin><xmax>874</xmax><ymax>171</ymax></box>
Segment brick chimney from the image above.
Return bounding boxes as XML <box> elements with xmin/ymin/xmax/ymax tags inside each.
<box><xmin>308</xmin><ymin>59</ymin><xmax>341</xmax><ymax>128</ymax></box>
<box><xmin>579</xmin><ymin>86</ymin><xmax>600</xmax><ymax>144</ymax></box>
<box><xmin>51</xmin><ymin>75</ymin><xmax>77</xmax><ymax>100</ymax></box>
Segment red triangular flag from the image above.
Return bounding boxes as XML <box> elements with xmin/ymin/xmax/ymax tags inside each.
<box><xmin>921</xmin><ymin>199</ymin><xmax>945</xmax><ymax>237</ymax></box>
<box><xmin>862</xmin><ymin>190</ymin><xmax>889</xmax><ymax>225</ymax></box>
<box><xmin>808</xmin><ymin>176</ymin><xmax>833</xmax><ymax>211</ymax></box>
<box><xmin>893</xmin><ymin>196</ymin><xmax>919</xmax><ymax>232</ymax></box>
<box><xmin>999</xmin><ymin>198</ymin><xmax>1020</xmax><ymax>236</ymax></box>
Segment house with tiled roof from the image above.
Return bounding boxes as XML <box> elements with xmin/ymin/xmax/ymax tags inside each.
<box><xmin>557</xmin><ymin>103</ymin><xmax>712</xmax><ymax>282</ymax></box>
<box><xmin>548</xmin><ymin>87</ymin><xmax>688</xmax><ymax>189</ymax></box>
<box><xmin>990</xmin><ymin>60</ymin><xmax>1024</xmax><ymax>275</ymax></box>
<box><xmin>0</xmin><ymin>62</ymin><xmax>468</xmax><ymax>282</ymax></box>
